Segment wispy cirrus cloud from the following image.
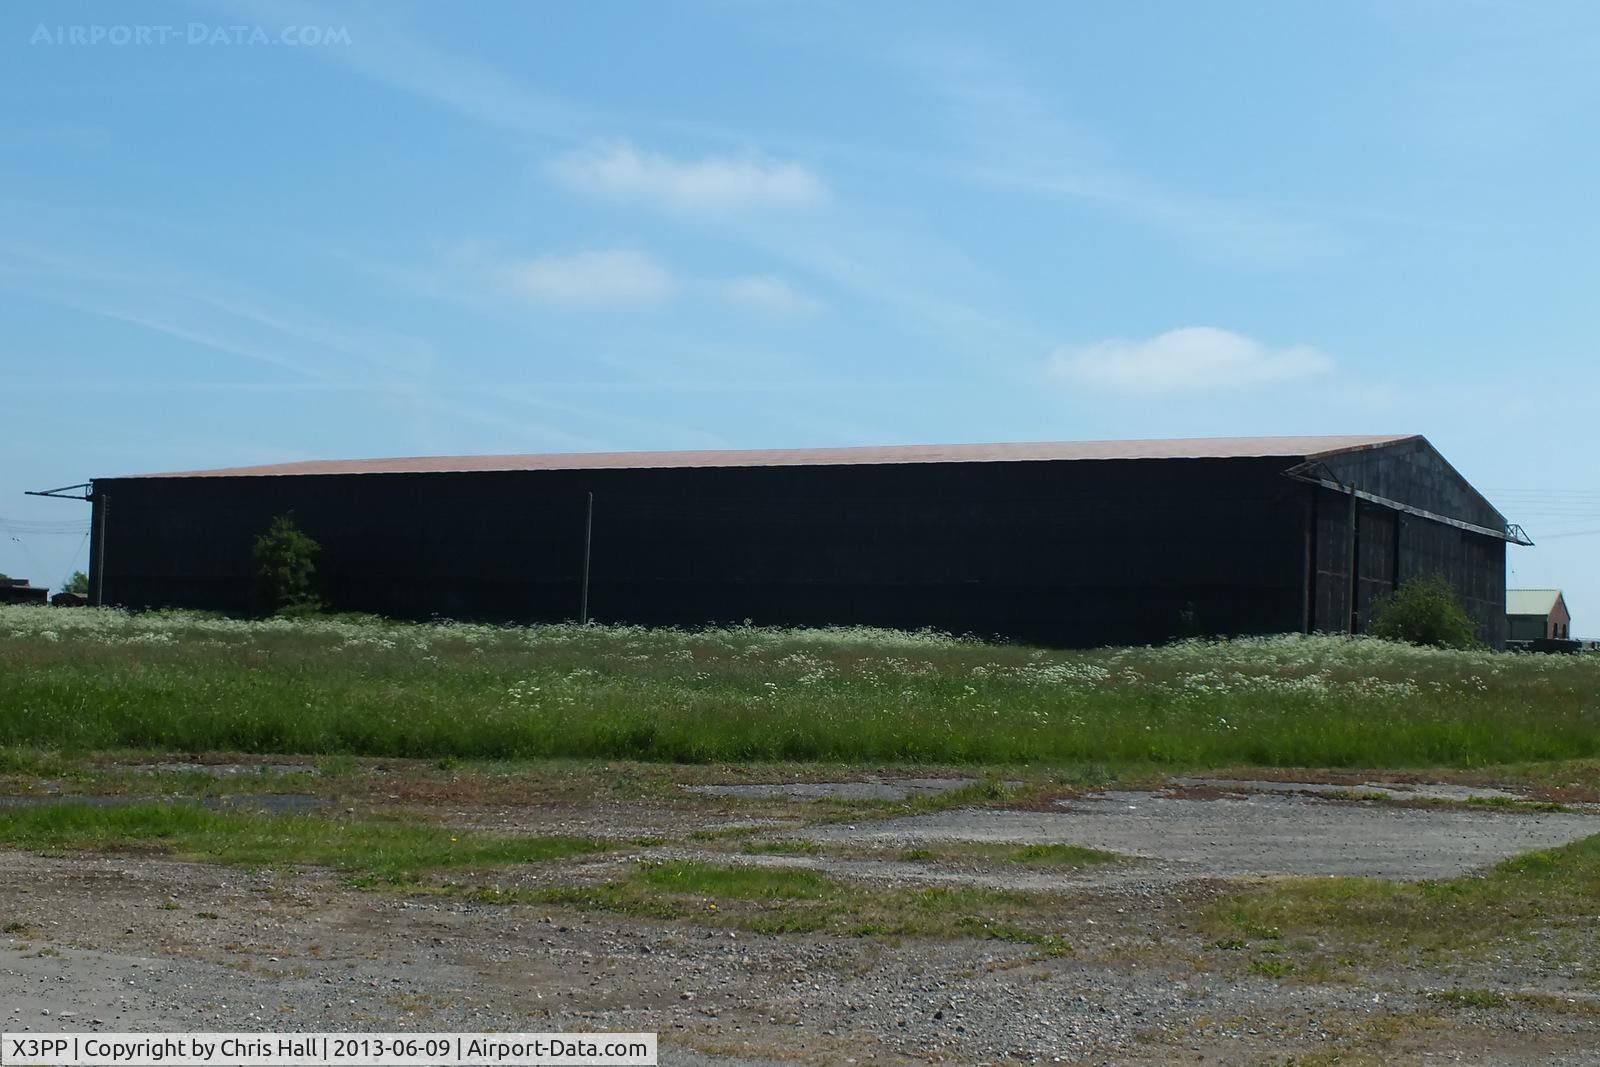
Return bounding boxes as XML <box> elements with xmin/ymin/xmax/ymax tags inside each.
<box><xmin>717</xmin><ymin>274</ymin><xmax>823</xmax><ymax>319</ymax></box>
<box><xmin>905</xmin><ymin>43</ymin><xmax>1342</xmax><ymax>263</ymax></box>
<box><xmin>493</xmin><ymin>246</ymin><xmax>823</xmax><ymax>319</ymax></box>
<box><xmin>221</xmin><ymin>0</ymin><xmax>600</xmax><ymax>142</ymax></box>
<box><xmin>500</xmin><ymin>248</ymin><xmax>677</xmax><ymax>308</ymax></box>
<box><xmin>549</xmin><ymin>143</ymin><xmax>828</xmax><ymax>213</ymax></box>
<box><xmin>217</xmin><ymin>9</ymin><xmax>1033</xmax><ymax>362</ymax></box>
<box><xmin>1050</xmin><ymin>327</ymin><xmax>1333</xmax><ymax>392</ymax></box>
<box><xmin>0</xmin><ymin>235</ymin><xmax>609</xmax><ymax>453</ymax></box>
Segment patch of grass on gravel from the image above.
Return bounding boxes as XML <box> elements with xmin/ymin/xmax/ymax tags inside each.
<box><xmin>1316</xmin><ymin>789</ymin><xmax>1572</xmax><ymax>814</ymax></box>
<box><xmin>0</xmin><ymin>802</ymin><xmax>608</xmax><ymax>882</ymax></box>
<box><xmin>734</xmin><ymin>837</ymin><xmax>1126</xmax><ymax>867</ymax></box>
<box><xmin>70</xmin><ymin>768</ymin><xmax>325</xmax><ymax>799</ymax></box>
<box><xmin>0</xmin><ymin>748</ymin><xmax>74</xmax><ymax>778</ymax></box>
<box><xmin>1428</xmin><ymin>988</ymin><xmax>1507</xmax><ymax>1009</ymax></box>
<box><xmin>1207</xmin><ymin>832</ymin><xmax>1600</xmax><ymax>958</ymax></box>
<box><xmin>793</xmin><ymin>778</ymin><xmax>1034</xmax><ymax>825</ymax></box>
<box><xmin>639</xmin><ymin>860</ymin><xmax>830</xmax><ymax>899</ymax></box>
<box><xmin>1462</xmin><ymin>795</ymin><xmax>1570</xmax><ymax>813</ymax></box>
<box><xmin>888</xmin><ymin>841</ymin><xmax>1126</xmax><ymax>867</ymax></box>
<box><xmin>1461</xmin><ymin>758</ymin><xmax>1600</xmax><ymax>799</ymax></box>
<box><xmin>468</xmin><ymin>860</ymin><xmax>1073</xmax><ymax>953</ymax></box>
<box><xmin>1012</xmin><ymin>843</ymin><xmax>1123</xmax><ymax>866</ymax></box>
<box><xmin>741</xmin><ymin>840</ymin><xmax>823</xmax><ymax>856</ymax></box>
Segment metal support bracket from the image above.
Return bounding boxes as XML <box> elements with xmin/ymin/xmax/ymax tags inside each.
<box><xmin>1282</xmin><ymin>462</ymin><xmax>1533</xmax><ymax>545</ymax></box>
<box><xmin>25</xmin><ymin>483</ymin><xmax>93</xmax><ymax>501</ymax></box>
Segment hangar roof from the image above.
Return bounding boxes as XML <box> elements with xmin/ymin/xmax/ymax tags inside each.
<box><xmin>1507</xmin><ymin>589</ymin><xmax>1565</xmax><ymax>617</ymax></box>
<box><xmin>125</xmin><ymin>434</ymin><xmax>1417</xmax><ymax>479</ymax></box>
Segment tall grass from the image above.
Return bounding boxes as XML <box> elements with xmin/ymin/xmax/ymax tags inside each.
<box><xmin>1</xmin><ymin>605</ymin><xmax>1597</xmax><ymax>767</ymax></box>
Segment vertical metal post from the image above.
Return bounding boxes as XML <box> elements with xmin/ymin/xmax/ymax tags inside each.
<box><xmin>579</xmin><ymin>491</ymin><xmax>593</xmax><ymax>624</ymax></box>
<box><xmin>1302</xmin><ymin>484</ymin><xmax>1316</xmax><ymax>634</ymax></box>
<box><xmin>1346</xmin><ymin>487</ymin><xmax>1358</xmax><ymax>634</ymax></box>
<box><xmin>1391</xmin><ymin>514</ymin><xmax>1403</xmax><ymax>592</ymax></box>
<box><xmin>92</xmin><ymin>491</ymin><xmax>108</xmax><ymax>607</ymax></box>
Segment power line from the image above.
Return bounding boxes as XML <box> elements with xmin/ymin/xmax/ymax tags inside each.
<box><xmin>0</xmin><ymin>517</ymin><xmax>50</xmax><ymax>583</ymax></box>
<box><xmin>0</xmin><ymin>515</ymin><xmax>92</xmax><ymax>535</ymax></box>
<box><xmin>58</xmin><ymin>530</ymin><xmax>90</xmax><ymax>592</ymax></box>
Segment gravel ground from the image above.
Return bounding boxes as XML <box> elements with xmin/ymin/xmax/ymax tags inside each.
<box><xmin>2</xmin><ymin>778</ymin><xmax>1598</xmax><ymax>1065</ymax></box>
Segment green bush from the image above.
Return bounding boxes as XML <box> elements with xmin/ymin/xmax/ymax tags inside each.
<box><xmin>251</xmin><ymin>514</ymin><xmax>324</xmax><ymax>616</ymax></box>
<box><xmin>1367</xmin><ymin>574</ymin><xmax>1481</xmax><ymax>649</ymax></box>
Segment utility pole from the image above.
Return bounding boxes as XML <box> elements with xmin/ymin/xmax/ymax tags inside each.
<box><xmin>579</xmin><ymin>491</ymin><xmax>593</xmax><ymax>624</ymax></box>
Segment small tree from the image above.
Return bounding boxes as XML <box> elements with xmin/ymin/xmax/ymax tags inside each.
<box><xmin>1368</xmin><ymin>574</ymin><xmax>1481</xmax><ymax>649</ymax></box>
<box><xmin>252</xmin><ymin>514</ymin><xmax>323</xmax><ymax>616</ymax></box>
<box><xmin>62</xmin><ymin>570</ymin><xmax>89</xmax><ymax>595</ymax></box>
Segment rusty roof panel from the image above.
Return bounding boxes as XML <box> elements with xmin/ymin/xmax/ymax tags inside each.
<box><xmin>123</xmin><ymin>435</ymin><xmax>1418</xmax><ymax>480</ymax></box>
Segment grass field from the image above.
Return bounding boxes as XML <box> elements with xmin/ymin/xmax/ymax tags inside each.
<box><xmin>2</xmin><ymin>604</ymin><xmax>1599</xmax><ymax>768</ymax></box>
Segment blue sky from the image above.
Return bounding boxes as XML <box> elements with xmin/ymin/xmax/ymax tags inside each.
<box><xmin>3</xmin><ymin>1</ymin><xmax>1597</xmax><ymax>630</ymax></box>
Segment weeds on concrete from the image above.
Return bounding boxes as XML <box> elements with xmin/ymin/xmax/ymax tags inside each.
<box><xmin>463</xmin><ymin>860</ymin><xmax>1076</xmax><ymax>953</ymax></box>
<box><xmin>0</xmin><ymin>802</ymin><xmax>610</xmax><ymax>883</ymax></box>
<box><xmin>1207</xmin><ymin>831</ymin><xmax>1600</xmax><ymax>960</ymax></box>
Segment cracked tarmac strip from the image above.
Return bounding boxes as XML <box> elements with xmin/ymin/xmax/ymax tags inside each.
<box><xmin>804</xmin><ymin>791</ymin><xmax>1600</xmax><ymax>881</ymax></box>
<box><xmin>1169</xmin><ymin>776</ymin><xmax>1528</xmax><ymax>802</ymax></box>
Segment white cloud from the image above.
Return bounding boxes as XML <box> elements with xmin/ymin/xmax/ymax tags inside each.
<box><xmin>717</xmin><ymin>274</ymin><xmax>823</xmax><ymax>319</ymax></box>
<box><xmin>1050</xmin><ymin>327</ymin><xmax>1333</xmax><ymax>392</ymax></box>
<box><xmin>493</xmin><ymin>247</ymin><xmax>824</xmax><ymax>320</ymax></box>
<box><xmin>550</xmin><ymin>143</ymin><xmax>827</xmax><ymax>213</ymax></box>
<box><xmin>502</xmin><ymin>248</ymin><xmax>676</xmax><ymax>308</ymax></box>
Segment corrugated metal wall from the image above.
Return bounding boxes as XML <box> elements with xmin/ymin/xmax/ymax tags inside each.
<box><xmin>93</xmin><ymin>455</ymin><xmax>1308</xmax><ymax>647</ymax></box>
<box><xmin>1306</xmin><ymin>483</ymin><xmax>1507</xmax><ymax>647</ymax></box>
<box><xmin>89</xmin><ymin>441</ymin><xmax>1511</xmax><ymax>648</ymax></box>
